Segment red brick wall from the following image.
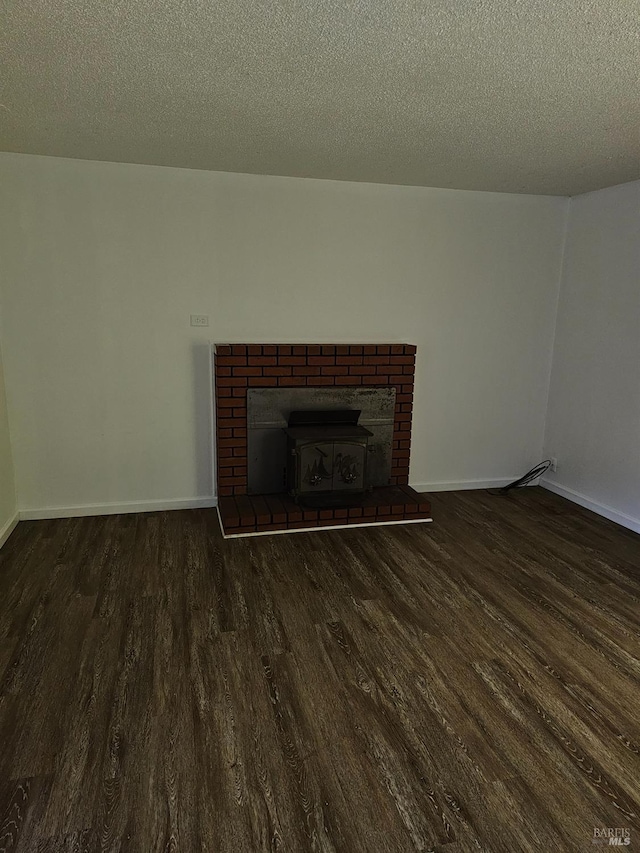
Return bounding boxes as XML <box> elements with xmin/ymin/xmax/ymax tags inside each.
<box><xmin>214</xmin><ymin>344</ymin><xmax>416</xmax><ymax>497</ymax></box>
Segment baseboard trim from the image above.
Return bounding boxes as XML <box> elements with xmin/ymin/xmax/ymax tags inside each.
<box><xmin>540</xmin><ymin>479</ymin><xmax>640</xmax><ymax>535</ymax></box>
<box><xmin>412</xmin><ymin>477</ymin><xmax>538</xmax><ymax>493</ymax></box>
<box><xmin>0</xmin><ymin>512</ymin><xmax>19</xmax><ymax>549</ymax></box>
<box><xmin>19</xmin><ymin>497</ymin><xmax>218</xmax><ymax>521</ymax></box>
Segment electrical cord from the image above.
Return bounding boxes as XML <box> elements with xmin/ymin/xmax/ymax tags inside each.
<box><xmin>487</xmin><ymin>460</ymin><xmax>552</xmax><ymax>496</ymax></box>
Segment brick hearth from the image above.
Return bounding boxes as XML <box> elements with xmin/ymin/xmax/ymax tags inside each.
<box><xmin>217</xmin><ymin>485</ymin><xmax>431</xmax><ymax>537</ymax></box>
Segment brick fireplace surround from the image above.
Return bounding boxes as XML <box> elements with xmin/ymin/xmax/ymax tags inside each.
<box><xmin>214</xmin><ymin>343</ymin><xmax>432</xmax><ymax>536</ymax></box>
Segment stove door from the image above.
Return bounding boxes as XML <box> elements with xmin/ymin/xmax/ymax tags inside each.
<box><xmin>298</xmin><ymin>442</ymin><xmax>335</xmax><ymax>494</ymax></box>
<box><xmin>332</xmin><ymin>442</ymin><xmax>367</xmax><ymax>491</ymax></box>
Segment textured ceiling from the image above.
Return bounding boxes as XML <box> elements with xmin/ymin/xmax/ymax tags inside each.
<box><xmin>1</xmin><ymin>0</ymin><xmax>639</xmax><ymax>195</ymax></box>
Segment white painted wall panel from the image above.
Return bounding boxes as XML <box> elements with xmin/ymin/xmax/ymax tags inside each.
<box><xmin>0</xmin><ymin>338</ymin><xmax>17</xmax><ymax>539</ymax></box>
<box><xmin>0</xmin><ymin>154</ymin><xmax>567</xmax><ymax>513</ymax></box>
<box><xmin>543</xmin><ymin>181</ymin><xmax>640</xmax><ymax>531</ymax></box>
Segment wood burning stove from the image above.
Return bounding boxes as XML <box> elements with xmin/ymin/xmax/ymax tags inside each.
<box><xmin>284</xmin><ymin>410</ymin><xmax>373</xmax><ymax>506</ymax></box>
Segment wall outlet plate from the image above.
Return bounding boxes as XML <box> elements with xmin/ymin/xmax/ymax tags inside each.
<box><xmin>550</xmin><ymin>457</ymin><xmax>558</xmax><ymax>473</ymax></box>
<box><xmin>190</xmin><ymin>314</ymin><xmax>209</xmax><ymax>327</ymax></box>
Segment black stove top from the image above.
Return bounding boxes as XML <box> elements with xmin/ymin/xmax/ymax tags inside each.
<box><xmin>284</xmin><ymin>424</ymin><xmax>372</xmax><ymax>440</ymax></box>
<box><xmin>284</xmin><ymin>409</ymin><xmax>373</xmax><ymax>441</ymax></box>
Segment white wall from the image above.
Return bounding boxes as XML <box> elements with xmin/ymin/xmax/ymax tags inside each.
<box><xmin>0</xmin><ymin>335</ymin><xmax>18</xmax><ymax>542</ymax></box>
<box><xmin>543</xmin><ymin>180</ymin><xmax>640</xmax><ymax>533</ymax></box>
<box><xmin>0</xmin><ymin>153</ymin><xmax>567</xmax><ymax>515</ymax></box>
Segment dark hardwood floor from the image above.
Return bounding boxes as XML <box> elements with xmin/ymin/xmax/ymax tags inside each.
<box><xmin>0</xmin><ymin>487</ymin><xmax>638</xmax><ymax>852</ymax></box>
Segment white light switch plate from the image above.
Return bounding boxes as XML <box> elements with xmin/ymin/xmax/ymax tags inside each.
<box><xmin>190</xmin><ymin>315</ymin><xmax>209</xmax><ymax>327</ymax></box>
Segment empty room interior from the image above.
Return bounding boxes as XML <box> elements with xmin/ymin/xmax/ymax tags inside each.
<box><xmin>1</xmin><ymin>1</ymin><xmax>639</xmax><ymax>850</ymax></box>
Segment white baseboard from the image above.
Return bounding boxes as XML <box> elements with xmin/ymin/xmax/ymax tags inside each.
<box><xmin>411</xmin><ymin>477</ymin><xmax>538</xmax><ymax>493</ymax></box>
<box><xmin>540</xmin><ymin>479</ymin><xmax>640</xmax><ymax>535</ymax></box>
<box><xmin>19</xmin><ymin>496</ymin><xmax>218</xmax><ymax>521</ymax></box>
<box><xmin>0</xmin><ymin>511</ymin><xmax>19</xmax><ymax>549</ymax></box>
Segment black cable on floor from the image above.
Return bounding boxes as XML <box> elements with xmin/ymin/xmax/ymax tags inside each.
<box><xmin>487</xmin><ymin>460</ymin><xmax>552</xmax><ymax>496</ymax></box>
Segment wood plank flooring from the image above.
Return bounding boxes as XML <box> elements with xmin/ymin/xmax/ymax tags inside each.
<box><xmin>0</xmin><ymin>487</ymin><xmax>638</xmax><ymax>852</ymax></box>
